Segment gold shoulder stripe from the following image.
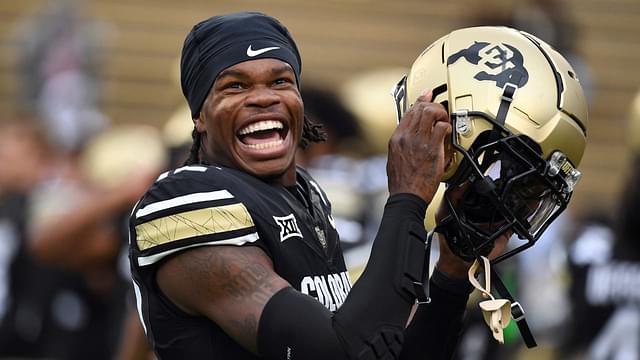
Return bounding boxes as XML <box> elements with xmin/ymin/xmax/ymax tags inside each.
<box><xmin>136</xmin><ymin>203</ymin><xmax>254</xmax><ymax>251</ymax></box>
<box><xmin>136</xmin><ymin>233</ymin><xmax>259</xmax><ymax>267</ymax></box>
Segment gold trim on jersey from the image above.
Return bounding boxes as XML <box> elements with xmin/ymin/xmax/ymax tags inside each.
<box><xmin>136</xmin><ymin>233</ymin><xmax>259</xmax><ymax>267</ymax></box>
<box><xmin>135</xmin><ymin>203</ymin><xmax>254</xmax><ymax>251</ymax></box>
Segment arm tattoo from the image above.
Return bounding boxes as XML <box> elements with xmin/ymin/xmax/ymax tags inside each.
<box><xmin>177</xmin><ymin>245</ymin><xmax>285</xmax><ymax>348</ymax></box>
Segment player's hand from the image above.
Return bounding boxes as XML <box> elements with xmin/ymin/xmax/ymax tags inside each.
<box><xmin>434</xmin><ymin>183</ymin><xmax>511</xmax><ymax>278</ymax></box>
<box><xmin>387</xmin><ymin>89</ymin><xmax>452</xmax><ymax>204</ymax></box>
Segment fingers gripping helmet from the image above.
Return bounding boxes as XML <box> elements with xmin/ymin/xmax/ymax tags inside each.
<box><xmin>394</xmin><ymin>26</ymin><xmax>588</xmax><ymax>263</ymax></box>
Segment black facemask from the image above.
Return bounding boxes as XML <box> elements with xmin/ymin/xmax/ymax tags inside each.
<box><xmin>436</xmin><ymin>134</ymin><xmax>570</xmax><ymax>263</ymax></box>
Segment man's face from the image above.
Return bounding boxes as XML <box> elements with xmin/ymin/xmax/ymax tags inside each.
<box><xmin>195</xmin><ymin>58</ymin><xmax>303</xmax><ymax>184</ymax></box>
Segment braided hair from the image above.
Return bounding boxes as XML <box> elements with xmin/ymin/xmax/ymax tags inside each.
<box><xmin>183</xmin><ymin>128</ymin><xmax>204</xmax><ymax>166</ymax></box>
<box><xmin>183</xmin><ymin>115</ymin><xmax>326</xmax><ymax>166</ymax></box>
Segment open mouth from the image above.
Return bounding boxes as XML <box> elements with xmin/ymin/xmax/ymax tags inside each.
<box><xmin>237</xmin><ymin>120</ymin><xmax>288</xmax><ymax>150</ymax></box>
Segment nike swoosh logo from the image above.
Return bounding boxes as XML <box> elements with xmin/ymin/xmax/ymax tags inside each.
<box><xmin>246</xmin><ymin>45</ymin><xmax>281</xmax><ymax>57</ymax></box>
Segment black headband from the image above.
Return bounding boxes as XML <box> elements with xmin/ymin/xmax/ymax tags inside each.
<box><xmin>180</xmin><ymin>11</ymin><xmax>302</xmax><ymax>118</ymax></box>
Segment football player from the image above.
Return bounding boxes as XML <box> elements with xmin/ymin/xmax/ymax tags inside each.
<box><xmin>129</xmin><ymin>11</ymin><xmax>463</xmax><ymax>359</ymax></box>
<box><xmin>128</xmin><ymin>12</ymin><xmax>587</xmax><ymax>360</ymax></box>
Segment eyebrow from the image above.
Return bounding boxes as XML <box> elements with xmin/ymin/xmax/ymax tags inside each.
<box><xmin>216</xmin><ymin>64</ymin><xmax>294</xmax><ymax>81</ymax></box>
<box><xmin>270</xmin><ymin>65</ymin><xmax>294</xmax><ymax>75</ymax></box>
<box><xmin>216</xmin><ymin>69</ymin><xmax>245</xmax><ymax>81</ymax></box>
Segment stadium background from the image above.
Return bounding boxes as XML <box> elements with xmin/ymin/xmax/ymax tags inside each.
<box><xmin>1</xmin><ymin>0</ymin><xmax>638</xmax><ymax>217</ymax></box>
<box><xmin>0</xmin><ymin>1</ymin><xmax>638</xmax><ymax>359</ymax></box>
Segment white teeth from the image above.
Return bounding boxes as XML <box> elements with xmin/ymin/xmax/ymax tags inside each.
<box><xmin>239</xmin><ymin>120</ymin><xmax>283</xmax><ymax>135</ymax></box>
<box><xmin>246</xmin><ymin>139</ymin><xmax>284</xmax><ymax>149</ymax></box>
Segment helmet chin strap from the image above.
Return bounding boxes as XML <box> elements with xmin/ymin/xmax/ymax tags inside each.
<box><xmin>467</xmin><ymin>255</ymin><xmax>538</xmax><ymax>348</ymax></box>
<box><xmin>468</xmin><ymin>256</ymin><xmax>512</xmax><ymax>344</ymax></box>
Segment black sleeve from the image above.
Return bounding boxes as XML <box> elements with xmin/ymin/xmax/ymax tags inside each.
<box><xmin>400</xmin><ymin>268</ymin><xmax>472</xmax><ymax>360</ymax></box>
<box><xmin>258</xmin><ymin>287</ymin><xmax>348</xmax><ymax>360</ymax></box>
<box><xmin>259</xmin><ymin>193</ymin><xmax>430</xmax><ymax>360</ymax></box>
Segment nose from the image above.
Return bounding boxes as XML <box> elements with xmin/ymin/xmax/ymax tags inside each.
<box><xmin>246</xmin><ymin>85</ymin><xmax>280</xmax><ymax>108</ymax></box>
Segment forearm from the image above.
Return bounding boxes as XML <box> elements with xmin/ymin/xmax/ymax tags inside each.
<box><xmin>259</xmin><ymin>193</ymin><xmax>429</xmax><ymax>359</ymax></box>
<box><xmin>333</xmin><ymin>193</ymin><xmax>428</xmax><ymax>347</ymax></box>
<box><xmin>29</xmin><ymin>188</ymin><xmax>130</xmax><ymax>265</ymax></box>
<box><xmin>400</xmin><ymin>268</ymin><xmax>471</xmax><ymax>360</ymax></box>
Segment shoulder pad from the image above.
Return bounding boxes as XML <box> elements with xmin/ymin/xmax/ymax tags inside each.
<box><xmin>131</xmin><ymin>165</ymin><xmax>259</xmax><ymax>266</ymax></box>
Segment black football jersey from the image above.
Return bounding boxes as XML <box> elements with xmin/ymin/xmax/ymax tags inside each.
<box><xmin>129</xmin><ymin>165</ymin><xmax>352</xmax><ymax>359</ymax></box>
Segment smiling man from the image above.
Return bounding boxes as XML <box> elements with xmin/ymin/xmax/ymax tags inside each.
<box><xmin>194</xmin><ymin>58</ymin><xmax>303</xmax><ymax>181</ymax></box>
<box><xmin>127</xmin><ymin>11</ymin><xmax>473</xmax><ymax>360</ymax></box>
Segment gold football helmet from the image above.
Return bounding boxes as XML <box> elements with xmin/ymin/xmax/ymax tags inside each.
<box><xmin>394</xmin><ymin>26</ymin><xmax>588</xmax><ymax>263</ymax></box>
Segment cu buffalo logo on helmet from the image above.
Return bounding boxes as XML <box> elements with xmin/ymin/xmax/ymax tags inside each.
<box><xmin>447</xmin><ymin>41</ymin><xmax>529</xmax><ymax>88</ymax></box>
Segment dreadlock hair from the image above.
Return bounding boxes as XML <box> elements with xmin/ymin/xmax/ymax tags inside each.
<box><xmin>300</xmin><ymin>115</ymin><xmax>327</xmax><ymax>149</ymax></box>
<box><xmin>183</xmin><ymin>116</ymin><xmax>326</xmax><ymax>166</ymax></box>
<box><xmin>183</xmin><ymin>128</ymin><xmax>205</xmax><ymax>166</ymax></box>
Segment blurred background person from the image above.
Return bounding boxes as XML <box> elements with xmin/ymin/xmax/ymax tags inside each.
<box><xmin>19</xmin><ymin>124</ymin><xmax>160</xmax><ymax>360</ymax></box>
<box><xmin>0</xmin><ymin>117</ymin><xmax>53</xmax><ymax>357</ymax></box>
<box><xmin>560</xmin><ymin>90</ymin><xmax>640</xmax><ymax>360</ymax></box>
<box><xmin>0</xmin><ymin>1</ymin><xmax>163</xmax><ymax>358</ymax></box>
<box><xmin>13</xmin><ymin>0</ymin><xmax>109</xmax><ymax>153</ymax></box>
<box><xmin>336</xmin><ymin>68</ymin><xmax>410</xmax><ymax>277</ymax></box>
<box><xmin>296</xmin><ymin>85</ymin><xmax>370</xmax><ymax>255</ymax></box>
